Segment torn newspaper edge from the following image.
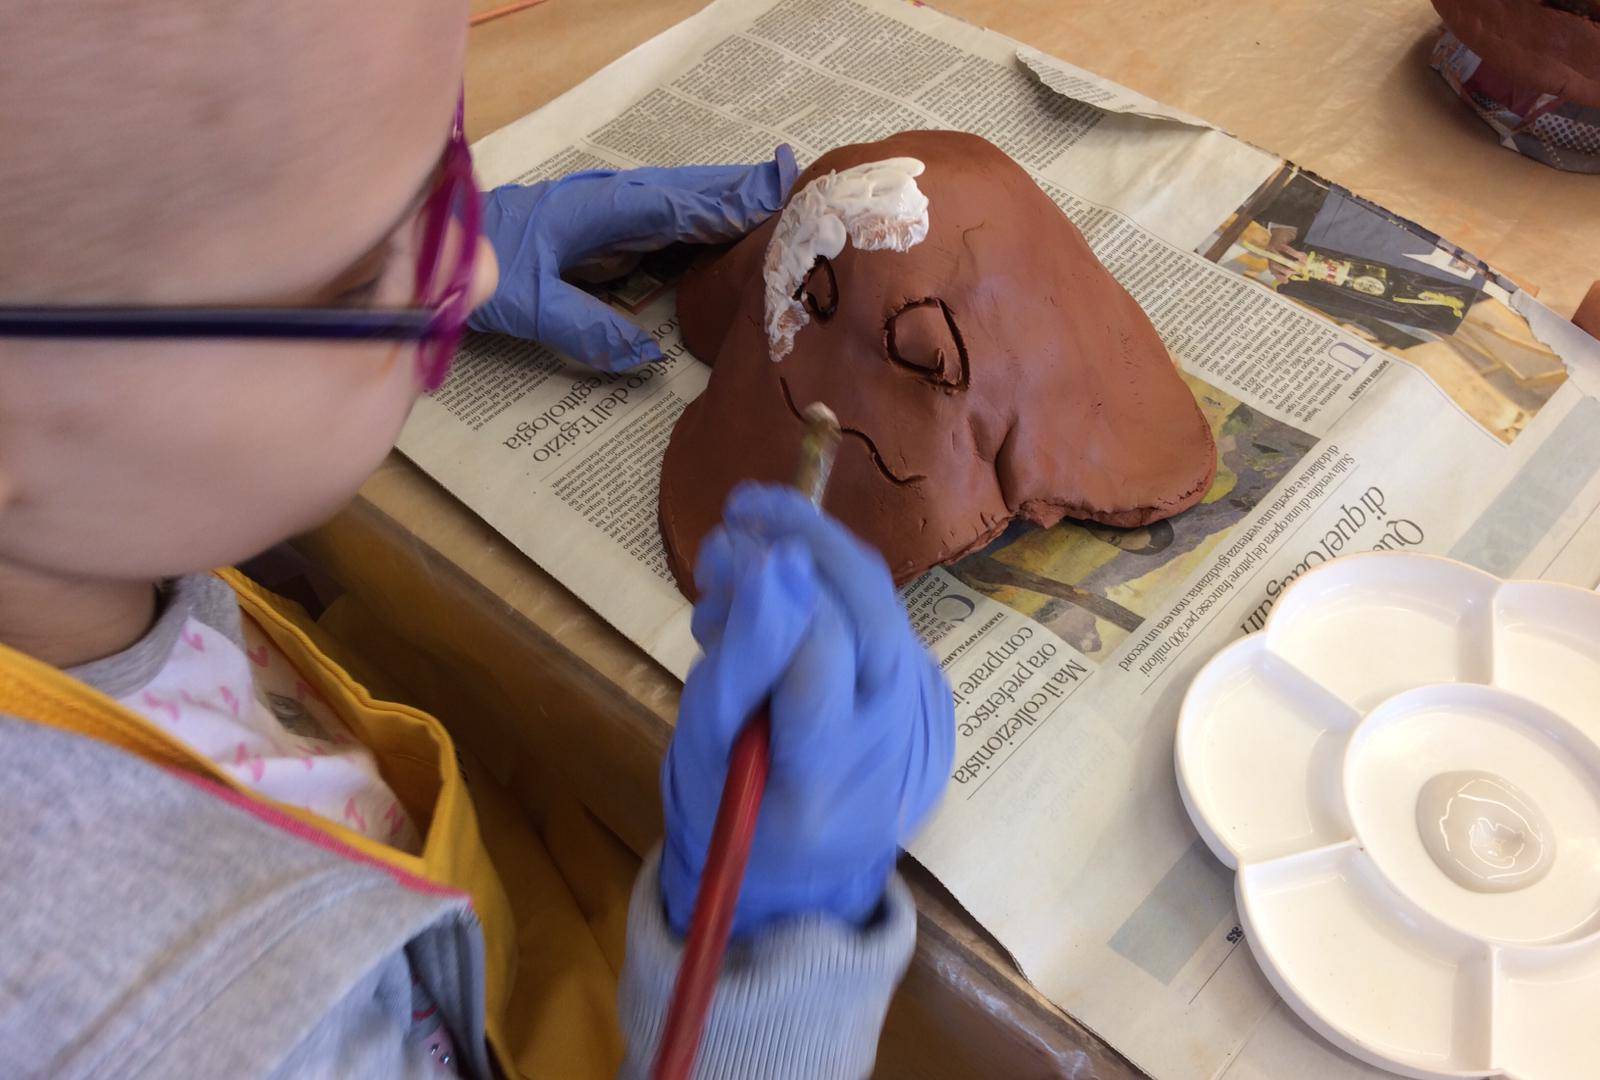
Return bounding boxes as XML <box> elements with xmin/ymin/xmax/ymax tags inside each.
<box><xmin>1513</xmin><ymin>288</ymin><xmax>1600</xmax><ymax>399</ymax></box>
<box><xmin>1016</xmin><ymin>45</ymin><xmax>1218</xmax><ymax>131</ymax></box>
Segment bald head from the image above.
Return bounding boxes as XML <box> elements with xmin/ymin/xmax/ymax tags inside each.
<box><xmin>0</xmin><ymin>0</ymin><xmax>467</xmax><ymax>304</ymax></box>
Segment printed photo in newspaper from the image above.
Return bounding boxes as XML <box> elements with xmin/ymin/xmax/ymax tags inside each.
<box><xmin>1199</xmin><ymin>166</ymin><xmax>1569</xmax><ymax>444</ymax></box>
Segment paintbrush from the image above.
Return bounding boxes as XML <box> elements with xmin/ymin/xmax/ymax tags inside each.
<box><xmin>653</xmin><ymin>402</ymin><xmax>842</xmax><ymax>1080</ymax></box>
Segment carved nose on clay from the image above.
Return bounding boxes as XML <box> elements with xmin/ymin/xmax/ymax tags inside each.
<box><xmin>886</xmin><ymin>297</ymin><xmax>968</xmax><ymax>388</ymax></box>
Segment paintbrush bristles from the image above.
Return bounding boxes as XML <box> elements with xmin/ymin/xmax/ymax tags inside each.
<box><xmin>795</xmin><ymin>402</ymin><xmax>842</xmax><ymax>509</ymax></box>
<box><xmin>800</xmin><ymin>401</ymin><xmax>839</xmax><ymax>430</ymax></box>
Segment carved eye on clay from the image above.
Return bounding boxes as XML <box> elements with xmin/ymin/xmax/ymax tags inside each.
<box><xmin>795</xmin><ymin>256</ymin><xmax>838</xmax><ymax>321</ymax></box>
<box><xmin>885</xmin><ymin>297</ymin><xmax>968</xmax><ymax>388</ymax></box>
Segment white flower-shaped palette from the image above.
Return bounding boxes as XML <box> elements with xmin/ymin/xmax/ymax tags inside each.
<box><xmin>1176</xmin><ymin>553</ymin><xmax>1600</xmax><ymax>1079</ymax></box>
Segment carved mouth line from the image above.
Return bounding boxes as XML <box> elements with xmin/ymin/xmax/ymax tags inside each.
<box><xmin>778</xmin><ymin>376</ymin><xmax>924</xmax><ymax>487</ymax></box>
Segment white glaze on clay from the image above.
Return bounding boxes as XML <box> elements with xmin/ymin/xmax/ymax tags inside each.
<box><xmin>1415</xmin><ymin>770</ymin><xmax>1555</xmax><ymax>894</ymax></box>
<box><xmin>762</xmin><ymin>156</ymin><xmax>929</xmax><ymax>362</ymax></box>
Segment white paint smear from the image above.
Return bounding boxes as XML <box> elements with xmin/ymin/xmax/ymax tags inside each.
<box><xmin>763</xmin><ymin>156</ymin><xmax>929</xmax><ymax>361</ymax></box>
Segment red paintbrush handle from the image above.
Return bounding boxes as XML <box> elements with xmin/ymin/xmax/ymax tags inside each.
<box><xmin>653</xmin><ymin>707</ymin><xmax>772</xmax><ymax>1080</ymax></box>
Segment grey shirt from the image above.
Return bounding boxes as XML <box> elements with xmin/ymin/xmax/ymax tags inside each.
<box><xmin>1</xmin><ymin>576</ymin><xmax>914</xmax><ymax>1077</ymax></box>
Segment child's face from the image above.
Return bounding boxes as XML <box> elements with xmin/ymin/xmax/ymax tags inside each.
<box><xmin>0</xmin><ymin>1</ymin><xmax>495</xmax><ymax>581</ymax></box>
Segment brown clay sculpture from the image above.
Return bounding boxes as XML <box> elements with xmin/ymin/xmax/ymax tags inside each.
<box><xmin>659</xmin><ymin>130</ymin><xmax>1217</xmax><ymax>594</ymax></box>
<box><xmin>1432</xmin><ymin>0</ymin><xmax>1600</xmax><ymax>107</ymax></box>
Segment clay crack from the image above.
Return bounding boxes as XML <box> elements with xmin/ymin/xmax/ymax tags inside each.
<box><xmin>778</xmin><ymin>377</ymin><xmax>924</xmax><ymax>487</ymax></box>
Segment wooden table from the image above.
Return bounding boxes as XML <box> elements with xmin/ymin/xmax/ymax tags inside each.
<box><xmin>302</xmin><ymin>3</ymin><xmax>1596</xmax><ymax>1076</ymax></box>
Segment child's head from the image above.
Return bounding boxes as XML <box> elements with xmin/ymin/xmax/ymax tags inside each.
<box><xmin>0</xmin><ymin>0</ymin><xmax>496</xmax><ymax>583</ymax></box>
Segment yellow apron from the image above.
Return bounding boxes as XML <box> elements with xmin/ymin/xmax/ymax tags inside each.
<box><xmin>0</xmin><ymin>569</ymin><xmax>625</xmax><ymax>1077</ymax></box>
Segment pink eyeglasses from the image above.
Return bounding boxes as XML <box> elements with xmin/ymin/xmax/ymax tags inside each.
<box><xmin>0</xmin><ymin>90</ymin><xmax>482</xmax><ymax>393</ymax></box>
<box><xmin>411</xmin><ymin>93</ymin><xmax>481</xmax><ymax>390</ymax></box>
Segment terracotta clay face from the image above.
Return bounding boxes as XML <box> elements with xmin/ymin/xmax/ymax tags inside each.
<box><xmin>660</xmin><ymin>130</ymin><xmax>1216</xmax><ymax>593</ymax></box>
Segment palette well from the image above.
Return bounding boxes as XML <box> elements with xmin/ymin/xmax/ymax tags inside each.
<box><xmin>1177</xmin><ymin>552</ymin><xmax>1600</xmax><ymax>1079</ymax></box>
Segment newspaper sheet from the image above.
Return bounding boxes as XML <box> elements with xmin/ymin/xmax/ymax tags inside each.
<box><xmin>397</xmin><ymin>1</ymin><xmax>1600</xmax><ymax>1076</ymax></box>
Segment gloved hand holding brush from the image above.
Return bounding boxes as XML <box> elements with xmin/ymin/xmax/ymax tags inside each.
<box><xmin>660</xmin><ymin>483</ymin><xmax>956</xmax><ymax>939</ymax></box>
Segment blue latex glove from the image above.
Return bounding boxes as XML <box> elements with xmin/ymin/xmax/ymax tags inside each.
<box><xmin>661</xmin><ymin>484</ymin><xmax>955</xmax><ymax>940</ymax></box>
<box><xmin>468</xmin><ymin>147</ymin><xmax>798</xmax><ymax>372</ymax></box>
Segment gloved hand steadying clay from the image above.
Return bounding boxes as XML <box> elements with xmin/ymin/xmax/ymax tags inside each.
<box><xmin>469</xmin><ymin>147</ymin><xmax>798</xmax><ymax>372</ymax></box>
<box><xmin>661</xmin><ymin>484</ymin><xmax>955</xmax><ymax>940</ymax></box>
